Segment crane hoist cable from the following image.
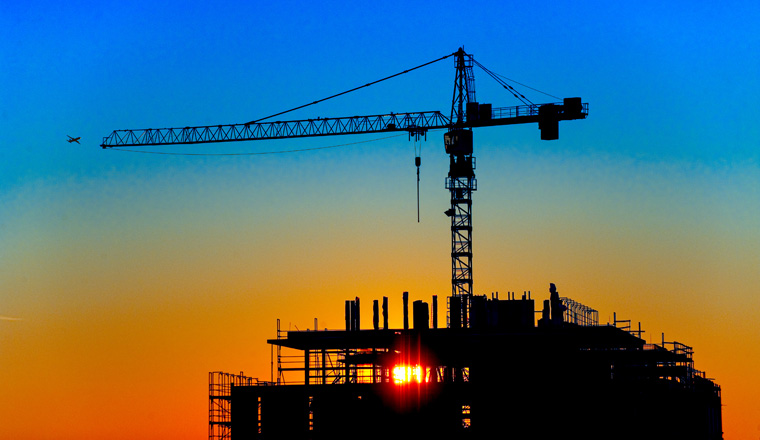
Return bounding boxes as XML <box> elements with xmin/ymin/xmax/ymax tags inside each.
<box><xmin>414</xmin><ymin>139</ymin><xmax>422</xmax><ymax>223</ymax></box>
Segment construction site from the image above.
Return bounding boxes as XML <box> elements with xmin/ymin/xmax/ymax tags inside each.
<box><xmin>208</xmin><ymin>286</ymin><xmax>722</xmax><ymax>439</ymax></box>
<box><xmin>101</xmin><ymin>48</ymin><xmax>723</xmax><ymax>439</ymax></box>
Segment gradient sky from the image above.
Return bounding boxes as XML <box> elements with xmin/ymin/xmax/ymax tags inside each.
<box><xmin>2</xmin><ymin>1</ymin><xmax>759</xmax><ymax>438</ymax></box>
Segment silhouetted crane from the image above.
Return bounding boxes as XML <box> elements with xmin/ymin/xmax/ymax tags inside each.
<box><xmin>101</xmin><ymin>48</ymin><xmax>588</xmax><ymax>327</ymax></box>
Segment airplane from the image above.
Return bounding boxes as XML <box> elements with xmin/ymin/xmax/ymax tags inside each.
<box><xmin>67</xmin><ymin>135</ymin><xmax>81</xmax><ymax>144</ymax></box>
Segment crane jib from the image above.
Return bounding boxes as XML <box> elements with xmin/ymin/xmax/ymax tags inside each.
<box><xmin>100</xmin><ymin>102</ymin><xmax>587</xmax><ymax>148</ymax></box>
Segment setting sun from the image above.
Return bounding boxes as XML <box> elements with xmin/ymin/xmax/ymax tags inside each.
<box><xmin>393</xmin><ymin>365</ymin><xmax>426</xmax><ymax>384</ymax></box>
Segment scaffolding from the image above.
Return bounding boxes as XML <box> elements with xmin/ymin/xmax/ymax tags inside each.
<box><xmin>209</xmin><ymin>372</ymin><xmax>261</xmax><ymax>440</ymax></box>
<box><xmin>560</xmin><ymin>296</ymin><xmax>599</xmax><ymax>326</ymax></box>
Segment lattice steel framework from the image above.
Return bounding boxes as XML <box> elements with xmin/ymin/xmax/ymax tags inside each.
<box><xmin>209</xmin><ymin>372</ymin><xmax>259</xmax><ymax>440</ymax></box>
<box><xmin>100</xmin><ymin>48</ymin><xmax>589</xmax><ymax>327</ymax></box>
<box><xmin>99</xmin><ymin>103</ymin><xmax>587</xmax><ymax>148</ymax></box>
<box><xmin>100</xmin><ymin>111</ymin><xmax>450</xmax><ymax>147</ymax></box>
<box><xmin>560</xmin><ymin>296</ymin><xmax>599</xmax><ymax>326</ymax></box>
<box><xmin>445</xmin><ymin>173</ymin><xmax>476</xmax><ymax>304</ymax></box>
<box><xmin>445</xmin><ymin>50</ymin><xmax>478</xmax><ymax>327</ymax></box>
<box><xmin>450</xmin><ymin>49</ymin><xmax>476</xmax><ymax>124</ymax></box>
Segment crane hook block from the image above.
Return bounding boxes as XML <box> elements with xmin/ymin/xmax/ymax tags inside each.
<box><xmin>444</xmin><ymin>129</ymin><xmax>473</xmax><ymax>156</ymax></box>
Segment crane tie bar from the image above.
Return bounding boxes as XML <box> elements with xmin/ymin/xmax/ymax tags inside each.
<box><xmin>244</xmin><ymin>51</ymin><xmax>459</xmax><ymax>125</ymax></box>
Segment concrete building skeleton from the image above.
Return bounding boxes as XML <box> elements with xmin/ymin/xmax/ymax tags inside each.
<box><xmin>210</xmin><ymin>285</ymin><xmax>723</xmax><ymax>439</ymax></box>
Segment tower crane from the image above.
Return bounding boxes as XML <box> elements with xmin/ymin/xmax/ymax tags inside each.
<box><xmin>100</xmin><ymin>48</ymin><xmax>588</xmax><ymax>328</ymax></box>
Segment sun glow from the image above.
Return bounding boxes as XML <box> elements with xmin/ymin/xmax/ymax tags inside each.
<box><xmin>392</xmin><ymin>365</ymin><xmax>427</xmax><ymax>384</ymax></box>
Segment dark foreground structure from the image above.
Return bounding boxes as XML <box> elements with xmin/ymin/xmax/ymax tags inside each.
<box><xmin>210</xmin><ymin>285</ymin><xmax>722</xmax><ymax>440</ymax></box>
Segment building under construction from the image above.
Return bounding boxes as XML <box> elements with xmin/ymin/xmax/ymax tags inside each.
<box><xmin>209</xmin><ymin>284</ymin><xmax>722</xmax><ymax>440</ymax></box>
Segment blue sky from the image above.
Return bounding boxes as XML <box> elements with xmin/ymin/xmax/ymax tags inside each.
<box><xmin>2</xmin><ymin>1</ymin><xmax>758</xmax><ymax>190</ymax></box>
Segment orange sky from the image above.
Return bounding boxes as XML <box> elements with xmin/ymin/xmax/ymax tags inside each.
<box><xmin>2</xmin><ymin>147</ymin><xmax>758</xmax><ymax>439</ymax></box>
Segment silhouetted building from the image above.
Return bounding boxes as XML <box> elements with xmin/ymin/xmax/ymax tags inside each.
<box><xmin>210</xmin><ymin>285</ymin><xmax>722</xmax><ymax>440</ymax></box>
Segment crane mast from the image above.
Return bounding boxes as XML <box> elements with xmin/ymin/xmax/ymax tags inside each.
<box><xmin>100</xmin><ymin>48</ymin><xmax>588</xmax><ymax>329</ymax></box>
<box><xmin>445</xmin><ymin>49</ymin><xmax>477</xmax><ymax>327</ymax></box>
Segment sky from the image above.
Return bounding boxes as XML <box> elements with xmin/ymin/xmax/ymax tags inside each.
<box><xmin>1</xmin><ymin>0</ymin><xmax>759</xmax><ymax>438</ymax></box>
